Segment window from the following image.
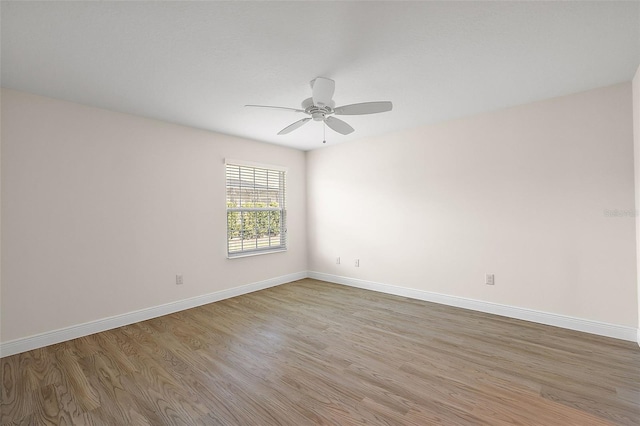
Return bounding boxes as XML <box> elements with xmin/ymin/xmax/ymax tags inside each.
<box><xmin>226</xmin><ymin>160</ymin><xmax>287</xmax><ymax>258</ymax></box>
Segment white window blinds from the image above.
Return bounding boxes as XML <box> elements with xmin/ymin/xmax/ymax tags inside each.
<box><xmin>226</xmin><ymin>161</ymin><xmax>287</xmax><ymax>257</ymax></box>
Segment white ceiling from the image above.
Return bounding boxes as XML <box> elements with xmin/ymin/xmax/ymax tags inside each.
<box><xmin>2</xmin><ymin>1</ymin><xmax>639</xmax><ymax>151</ymax></box>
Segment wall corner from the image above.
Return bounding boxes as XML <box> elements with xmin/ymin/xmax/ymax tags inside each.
<box><xmin>633</xmin><ymin>64</ymin><xmax>640</xmax><ymax>335</ymax></box>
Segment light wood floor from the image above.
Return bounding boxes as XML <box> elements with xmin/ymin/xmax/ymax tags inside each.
<box><xmin>2</xmin><ymin>278</ymin><xmax>639</xmax><ymax>425</ymax></box>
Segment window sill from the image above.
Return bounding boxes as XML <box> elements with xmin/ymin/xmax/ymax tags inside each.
<box><xmin>227</xmin><ymin>248</ymin><xmax>287</xmax><ymax>259</ymax></box>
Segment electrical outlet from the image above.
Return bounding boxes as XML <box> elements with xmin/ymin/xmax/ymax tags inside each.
<box><xmin>176</xmin><ymin>274</ymin><xmax>183</xmax><ymax>285</ymax></box>
<box><xmin>485</xmin><ymin>273</ymin><xmax>495</xmax><ymax>285</ymax></box>
<box><xmin>355</xmin><ymin>259</ymin><xmax>360</xmax><ymax>267</ymax></box>
<box><xmin>336</xmin><ymin>257</ymin><xmax>341</xmax><ymax>265</ymax></box>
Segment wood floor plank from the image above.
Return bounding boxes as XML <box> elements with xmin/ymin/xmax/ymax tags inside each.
<box><xmin>2</xmin><ymin>278</ymin><xmax>639</xmax><ymax>425</ymax></box>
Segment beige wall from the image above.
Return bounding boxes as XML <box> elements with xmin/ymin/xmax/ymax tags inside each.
<box><xmin>307</xmin><ymin>83</ymin><xmax>637</xmax><ymax>327</ymax></box>
<box><xmin>2</xmin><ymin>81</ymin><xmax>638</xmax><ymax>344</ymax></box>
<box><xmin>0</xmin><ymin>89</ymin><xmax>2</xmax><ymax>345</ymax></box>
<box><xmin>0</xmin><ymin>89</ymin><xmax>307</xmax><ymax>342</ymax></box>
<box><xmin>634</xmin><ymin>65</ymin><xmax>640</xmax><ymax>333</ymax></box>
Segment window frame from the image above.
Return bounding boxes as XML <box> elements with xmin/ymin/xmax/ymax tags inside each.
<box><xmin>225</xmin><ymin>159</ymin><xmax>287</xmax><ymax>259</ymax></box>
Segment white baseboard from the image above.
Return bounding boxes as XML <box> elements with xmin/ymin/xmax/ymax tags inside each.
<box><xmin>308</xmin><ymin>271</ymin><xmax>638</xmax><ymax>343</ymax></box>
<box><xmin>0</xmin><ymin>271</ymin><xmax>307</xmax><ymax>357</ymax></box>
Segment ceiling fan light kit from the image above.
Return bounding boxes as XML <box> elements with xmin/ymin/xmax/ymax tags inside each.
<box><xmin>246</xmin><ymin>77</ymin><xmax>393</xmax><ymax>140</ymax></box>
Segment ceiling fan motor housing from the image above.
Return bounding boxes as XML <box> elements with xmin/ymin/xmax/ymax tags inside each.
<box><xmin>302</xmin><ymin>97</ymin><xmax>335</xmax><ymax>121</ymax></box>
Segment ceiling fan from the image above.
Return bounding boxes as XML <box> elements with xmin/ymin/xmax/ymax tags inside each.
<box><xmin>245</xmin><ymin>77</ymin><xmax>393</xmax><ymax>136</ymax></box>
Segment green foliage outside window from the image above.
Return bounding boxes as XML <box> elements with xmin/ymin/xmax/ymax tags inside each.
<box><xmin>227</xmin><ymin>202</ymin><xmax>281</xmax><ymax>240</ymax></box>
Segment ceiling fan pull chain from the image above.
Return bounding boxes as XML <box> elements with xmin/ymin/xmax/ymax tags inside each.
<box><xmin>323</xmin><ymin>121</ymin><xmax>326</xmax><ymax>144</ymax></box>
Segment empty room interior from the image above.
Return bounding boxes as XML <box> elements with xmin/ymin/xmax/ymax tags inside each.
<box><xmin>2</xmin><ymin>1</ymin><xmax>640</xmax><ymax>425</ymax></box>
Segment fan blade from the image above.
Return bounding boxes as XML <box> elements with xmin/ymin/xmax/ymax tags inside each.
<box><xmin>334</xmin><ymin>101</ymin><xmax>393</xmax><ymax>115</ymax></box>
<box><xmin>245</xmin><ymin>104</ymin><xmax>306</xmax><ymax>113</ymax></box>
<box><xmin>311</xmin><ymin>77</ymin><xmax>335</xmax><ymax>107</ymax></box>
<box><xmin>278</xmin><ymin>118</ymin><xmax>311</xmax><ymax>135</ymax></box>
<box><xmin>324</xmin><ymin>116</ymin><xmax>354</xmax><ymax>135</ymax></box>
